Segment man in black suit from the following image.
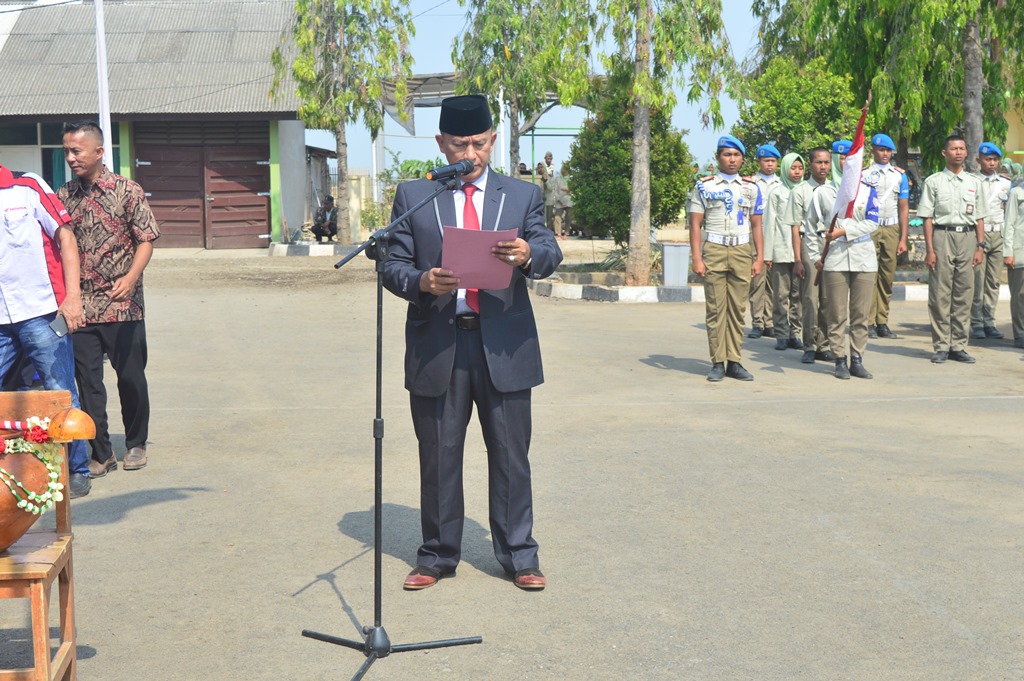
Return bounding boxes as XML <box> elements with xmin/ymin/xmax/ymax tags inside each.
<box><xmin>383</xmin><ymin>95</ymin><xmax>562</xmax><ymax>591</ymax></box>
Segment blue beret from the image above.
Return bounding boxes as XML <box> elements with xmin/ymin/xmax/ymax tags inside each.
<box><xmin>978</xmin><ymin>142</ymin><xmax>1003</xmax><ymax>157</ymax></box>
<box><xmin>871</xmin><ymin>134</ymin><xmax>896</xmax><ymax>151</ymax></box>
<box><xmin>832</xmin><ymin>140</ymin><xmax>853</xmax><ymax>154</ymax></box>
<box><xmin>716</xmin><ymin>135</ymin><xmax>745</xmax><ymax>156</ymax></box>
<box><xmin>756</xmin><ymin>144</ymin><xmax>781</xmax><ymax>159</ymax></box>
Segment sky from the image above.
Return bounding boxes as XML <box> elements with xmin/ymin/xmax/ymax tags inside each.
<box><xmin>309</xmin><ymin>0</ymin><xmax>760</xmax><ymax>174</ymax></box>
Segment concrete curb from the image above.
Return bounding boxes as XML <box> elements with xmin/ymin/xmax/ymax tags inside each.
<box><xmin>268</xmin><ymin>242</ymin><xmax>359</xmax><ymax>257</ymax></box>
<box><xmin>531</xmin><ymin>279</ymin><xmax>1011</xmax><ymax>304</ymax></box>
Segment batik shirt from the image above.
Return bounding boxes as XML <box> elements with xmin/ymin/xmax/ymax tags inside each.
<box><xmin>58</xmin><ymin>168</ymin><xmax>159</xmax><ymax>323</ymax></box>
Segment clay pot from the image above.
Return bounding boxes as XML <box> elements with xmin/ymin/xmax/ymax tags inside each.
<box><xmin>48</xmin><ymin>407</ymin><xmax>95</xmax><ymax>442</ymax></box>
<box><xmin>0</xmin><ymin>450</ymin><xmax>50</xmax><ymax>553</ymax></box>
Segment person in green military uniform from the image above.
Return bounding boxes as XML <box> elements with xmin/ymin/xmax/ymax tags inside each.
<box><xmin>918</xmin><ymin>134</ymin><xmax>988</xmax><ymax>364</ymax></box>
<box><xmin>865</xmin><ymin>134</ymin><xmax>909</xmax><ymax>339</ymax></box>
<box><xmin>971</xmin><ymin>142</ymin><xmax>1011</xmax><ymax>340</ymax></box>
<box><xmin>688</xmin><ymin>135</ymin><xmax>764</xmax><ymax>382</ymax></box>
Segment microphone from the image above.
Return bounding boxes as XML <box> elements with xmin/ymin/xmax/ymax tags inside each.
<box><xmin>426</xmin><ymin>159</ymin><xmax>475</xmax><ymax>181</ymax></box>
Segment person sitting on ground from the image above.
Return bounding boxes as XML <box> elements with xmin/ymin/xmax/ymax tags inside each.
<box><xmin>312</xmin><ymin>195</ymin><xmax>338</xmax><ymax>243</ymax></box>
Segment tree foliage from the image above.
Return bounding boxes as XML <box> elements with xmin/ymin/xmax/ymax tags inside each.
<box><xmin>271</xmin><ymin>0</ymin><xmax>414</xmax><ymax>241</ymax></box>
<box><xmin>731</xmin><ymin>56</ymin><xmax>859</xmax><ymax>159</ymax></box>
<box><xmin>451</xmin><ymin>0</ymin><xmax>594</xmax><ymax>171</ymax></box>
<box><xmin>567</xmin><ymin>66</ymin><xmax>694</xmax><ymax>246</ymax></box>
<box><xmin>596</xmin><ymin>0</ymin><xmax>732</xmax><ymax>285</ymax></box>
<box><xmin>751</xmin><ymin>0</ymin><xmax>1024</xmax><ymax>171</ymax></box>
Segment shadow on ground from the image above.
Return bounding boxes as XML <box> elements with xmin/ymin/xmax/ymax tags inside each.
<box><xmin>0</xmin><ymin>626</ymin><xmax>96</xmax><ymax>670</ymax></box>
<box><xmin>70</xmin><ymin>488</ymin><xmax>209</xmax><ymax>526</ymax></box>
<box><xmin>290</xmin><ymin>503</ymin><xmax>500</xmax><ymax>639</ymax></box>
<box><xmin>336</xmin><ymin>503</ymin><xmax>499</xmax><ymax>577</ymax></box>
<box><xmin>640</xmin><ymin>354</ymin><xmax>709</xmax><ymax>376</ymax></box>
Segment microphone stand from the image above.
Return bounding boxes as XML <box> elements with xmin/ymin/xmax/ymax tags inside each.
<box><xmin>302</xmin><ymin>178</ymin><xmax>482</xmax><ymax>680</ymax></box>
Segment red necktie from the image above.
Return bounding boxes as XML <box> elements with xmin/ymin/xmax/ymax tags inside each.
<box><xmin>462</xmin><ymin>184</ymin><xmax>480</xmax><ymax>313</ymax></box>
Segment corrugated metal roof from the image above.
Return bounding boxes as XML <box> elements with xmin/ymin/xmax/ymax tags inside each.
<box><xmin>0</xmin><ymin>0</ymin><xmax>300</xmax><ymax>116</ymax></box>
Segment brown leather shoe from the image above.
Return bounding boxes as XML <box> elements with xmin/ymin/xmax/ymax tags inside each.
<box><xmin>403</xmin><ymin>566</ymin><xmax>454</xmax><ymax>590</ymax></box>
<box><xmin>87</xmin><ymin>455</ymin><xmax>117</xmax><ymax>478</ymax></box>
<box><xmin>123</xmin><ymin>446</ymin><xmax>148</xmax><ymax>471</ymax></box>
<box><xmin>512</xmin><ymin>568</ymin><xmax>546</xmax><ymax>591</ymax></box>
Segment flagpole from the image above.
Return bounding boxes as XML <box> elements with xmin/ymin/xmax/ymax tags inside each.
<box><xmin>95</xmin><ymin>0</ymin><xmax>114</xmax><ymax>172</ymax></box>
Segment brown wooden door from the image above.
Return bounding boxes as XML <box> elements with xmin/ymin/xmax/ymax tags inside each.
<box><xmin>202</xmin><ymin>146</ymin><xmax>271</xmax><ymax>249</ymax></box>
<box><xmin>134</xmin><ymin>145</ymin><xmax>204</xmax><ymax>248</ymax></box>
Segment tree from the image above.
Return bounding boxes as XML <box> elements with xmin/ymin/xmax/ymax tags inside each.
<box><xmin>731</xmin><ymin>56</ymin><xmax>859</xmax><ymax>158</ymax></box>
<box><xmin>751</xmin><ymin>0</ymin><xmax>1024</xmax><ymax>172</ymax></box>
<box><xmin>272</xmin><ymin>0</ymin><xmax>414</xmax><ymax>243</ymax></box>
<box><xmin>451</xmin><ymin>0</ymin><xmax>594</xmax><ymax>172</ymax></box>
<box><xmin>596</xmin><ymin>0</ymin><xmax>732</xmax><ymax>285</ymax></box>
<box><xmin>567</xmin><ymin>64</ymin><xmax>694</xmax><ymax>245</ymax></box>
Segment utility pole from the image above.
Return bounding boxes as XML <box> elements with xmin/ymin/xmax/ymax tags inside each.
<box><xmin>95</xmin><ymin>0</ymin><xmax>114</xmax><ymax>171</ymax></box>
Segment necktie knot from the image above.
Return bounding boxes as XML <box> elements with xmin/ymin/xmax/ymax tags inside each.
<box><xmin>462</xmin><ymin>183</ymin><xmax>477</xmax><ymax>198</ymax></box>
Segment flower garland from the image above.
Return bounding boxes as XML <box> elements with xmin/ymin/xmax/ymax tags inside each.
<box><xmin>0</xmin><ymin>417</ymin><xmax>64</xmax><ymax>516</ymax></box>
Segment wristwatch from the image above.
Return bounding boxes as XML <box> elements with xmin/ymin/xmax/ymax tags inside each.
<box><xmin>977</xmin><ymin>242</ymin><xmax>987</xmax><ymax>250</ymax></box>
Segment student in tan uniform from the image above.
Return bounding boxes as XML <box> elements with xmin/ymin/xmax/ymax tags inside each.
<box><xmin>763</xmin><ymin>152</ymin><xmax>804</xmax><ymax>351</ymax></box>
<box><xmin>794</xmin><ymin>145</ymin><xmax>843</xmax><ymax>365</ymax></box>
<box><xmin>917</xmin><ymin>134</ymin><xmax>987</xmax><ymax>364</ymax></box>
<box><xmin>865</xmin><ymin>133</ymin><xmax>909</xmax><ymax>339</ymax></box>
<box><xmin>806</xmin><ymin>146</ymin><xmax>879</xmax><ymax>379</ymax></box>
<box><xmin>971</xmin><ymin>142</ymin><xmax>1011</xmax><ymax>340</ymax></box>
<box><xmin>688</xmin><ymin>135</ymin><xmax>764</xmax><ymax>382</ymax></box>
<box><xmin>1002</xmin><ymin>182</ymin><xmax>1024</xmax><ymax>349</ymax></box>
<box><xmin>748</xmin><ymin>144</ymin><xmax>781</xmax><ymax>339</ymax></box>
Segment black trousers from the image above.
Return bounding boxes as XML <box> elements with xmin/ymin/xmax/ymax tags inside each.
<box><xmin>409</xmin><ymin>326</ymin><xmax>539</xmax><ymax>575</ymax></box>
<box><xmin>72</xmin><ymin>320</ymin><xmax>150</xmax><ymax>461</ymax></box>
<box><xmin>311</xmin><ymin>224</ymin><xmax>337</xmax><ymax>242</ymax></box>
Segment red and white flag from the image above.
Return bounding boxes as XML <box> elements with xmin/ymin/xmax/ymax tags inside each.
<box><xmin>830</xmin><ymin>105</ymin><xmax>870</xmax><ymax>222</ymax></box>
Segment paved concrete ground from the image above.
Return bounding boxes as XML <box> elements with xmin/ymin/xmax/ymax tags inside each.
<box><xmin>2</xmin><ymin>251</ymin><xmax>1023</xmax><ymax>680</ymax></box>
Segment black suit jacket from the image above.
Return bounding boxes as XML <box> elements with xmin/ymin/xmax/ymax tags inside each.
<box><xmin>383</xmin><ymin>169</ymin><xmax>562</xmax><ymax>397</ymax></box>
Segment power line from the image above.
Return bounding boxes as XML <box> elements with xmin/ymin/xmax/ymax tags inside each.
<box><xmin>413</xmin><ymin>0</ymin><xmax>455</xmax><ymax>20</ymax></box>
<box><xmin>0</xmin><ymin>0</ymin><xmax>78</xmax><ymax>15</ymax></box>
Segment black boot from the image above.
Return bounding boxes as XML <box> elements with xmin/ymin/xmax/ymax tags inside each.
<box><xmin>849</xmin><ymin>353</ymin><xmax>873</xmax><ymax>379</ymax></box>
<box><xmin>707</xmin><ymin>362</ymin><xmax>726</xmax><ymax>382</ymax></box>
<box><xmin>834</xmin><ymin>357</ymin><xmax>850</xmax><ymax>380</ymax></box>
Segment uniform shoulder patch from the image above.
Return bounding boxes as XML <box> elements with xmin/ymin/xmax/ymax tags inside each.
<box><xmin>742</xmin><ymin>176</ymin><xmax>757</xmax><ymax>183</ymax></box>
<box><xmin>892</xmin><ymin>165</ymin><xmax>906</xmax><ymax>174</ymax></box>
<box><xmin>699</xmin><ymin>175</ymin><xmax>715</xmax><ymax>182</ymax></box>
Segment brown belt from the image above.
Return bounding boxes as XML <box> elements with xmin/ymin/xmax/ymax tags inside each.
<box><xmin>455</xmin><ymin>314</ymin><xmax>480</xmax><ymax>330</ymax></box>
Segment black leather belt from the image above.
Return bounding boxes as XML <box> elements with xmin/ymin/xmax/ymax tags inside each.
<box><xmin>455</xmin><ymin>313</ymin><xmax>480</xmax><ymax>330</ymax></box>
<box><xmin>933</xmin><ymin>224</ymin><xmax>974</xmax><ymax>233</ymax></box>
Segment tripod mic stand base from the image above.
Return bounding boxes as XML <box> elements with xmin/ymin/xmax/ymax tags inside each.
<box><xmin>302</xmin><ymin>625</ymin><xmax>482</xmax><ymax>681</ymax></box>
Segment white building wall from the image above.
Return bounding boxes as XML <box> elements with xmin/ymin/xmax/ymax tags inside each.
<box><xmin>278</xmin><ymin>120</ymin><xmax>306</xmax><ymax>238</ymax></box>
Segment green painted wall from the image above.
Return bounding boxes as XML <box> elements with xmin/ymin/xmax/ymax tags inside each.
<box><xmin>269</xmin><ymin>121</ymin><xmax>282</xmax><ymax>242</ymax></box>
<box><xmin>118</xmin><ymin>122</ymin><xmax>133</xmax><ymax>179</ymax></box>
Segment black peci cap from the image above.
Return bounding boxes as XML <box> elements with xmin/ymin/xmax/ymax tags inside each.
<box><xmin>438</xmin><ymin>95</ymin><xmax>492</xmax><ymax>136</ymax></box>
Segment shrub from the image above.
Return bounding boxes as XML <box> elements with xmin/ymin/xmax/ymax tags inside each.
<box><xmin>567</xmin><ymin>64</ymin><xmax>695</xmax><ymax>244</ymax></box>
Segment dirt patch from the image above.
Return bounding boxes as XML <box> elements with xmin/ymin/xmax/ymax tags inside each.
<box><xmin>146</xmin><ymin>256</ymin><xmax>378</xmax><ymax>290</ymax></box>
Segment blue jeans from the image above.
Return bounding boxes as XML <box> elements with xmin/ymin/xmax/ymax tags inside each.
<box><xmin>0</xmin><ymin>312</ymin><xmax>89</xmax><ymax>476</ymax></box>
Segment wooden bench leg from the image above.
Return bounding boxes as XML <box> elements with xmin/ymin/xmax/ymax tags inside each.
<box><xmin>30</xmin><ymin>579</ymin><xmax>51</xmax><ymax>681</ymax></box>
<box><xmin>58</xmin><ymin>550</ymin><xmax>76</xmax><ymax>681</ymax></box>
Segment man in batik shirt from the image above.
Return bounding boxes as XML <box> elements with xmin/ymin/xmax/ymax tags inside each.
<box><xmin>59</xmin><ymin>121</ymin><xmax>159</xmax><ymax>477</ymax></box>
